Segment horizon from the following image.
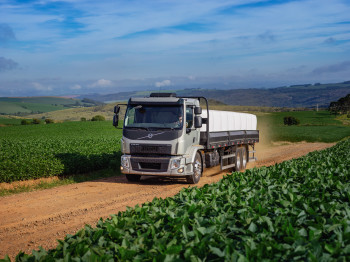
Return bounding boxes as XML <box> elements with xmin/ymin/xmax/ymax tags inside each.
<box><xmin>1</xmin><ymin>79</ymin><xmax>349</xmax><ymax>98</ymax></box>
<box><xmin>1</xmin><ymin>0</ymin><xmax>350</xmax><ymax>96</ymax></box>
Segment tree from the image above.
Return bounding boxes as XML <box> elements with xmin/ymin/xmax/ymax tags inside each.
<box><xmin>283</xmin><ymin>116</ymin><xmax>300</xmax><ymax>126</ymax></box>
<box><xmin>328</xmin><ymin>94</ymin><xmax>350</xmax><ymax>115</ymax></box>
<box><xmin>21</xmin><ymin>119</ymin><xmax>31</xmax><ymax>125</ymax></box>
<box><xmin>45</xmin><ymin>119</ymin><xmax>54</xmax><ymax>124</ymax></box>
<box><xmin>91</xmin><ymin>115</ymin><xmax>105</xmax><ymax>121</ymax></box>
<box><xmin>32</xmin><ymin>118</ymin><xmax>41</xmax><ymax>124</ymax></box>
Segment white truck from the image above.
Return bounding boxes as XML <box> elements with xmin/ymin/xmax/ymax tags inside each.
<box><xmin>113</xmin><ymin>93</ymin><xmax>259</xmax><ymax>184</ymax></box>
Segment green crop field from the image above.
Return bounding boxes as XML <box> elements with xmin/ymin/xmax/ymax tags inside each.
<box><xmin>0</xmin><ymin>121</ymin><xmax>122</xmax><ymax>183</ymax></box>
<box><xmin>9</xmin><ymin>139</ymin><xmax>350</xmax><ymax>261</ymax></box>
<box><xmin>258</xmin><ymin>110</ymin><xmax>350</xmax><ymax>143</ymax></box>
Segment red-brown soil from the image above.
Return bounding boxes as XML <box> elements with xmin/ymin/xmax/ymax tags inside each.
<box><xmin>0</xmin><ymin>142</ymin><xmax>334</xmax><ymax>259</ymax></box>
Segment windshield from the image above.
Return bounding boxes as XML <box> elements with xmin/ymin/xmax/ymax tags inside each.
<box><xmin>124</xmin><ymin>104</ymin><xmax>184</xmax><ymax>129</ymax></box>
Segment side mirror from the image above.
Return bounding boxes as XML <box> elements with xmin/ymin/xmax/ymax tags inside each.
<box><xmin>194</xmin><ymin>106</ymin><xmax>202</xmax><ymax>115</ymax></box>
<box><xmin>194</xmin><ymin>116</ymin><xmax>202</xmax><ymax>128</ymax></box>
<box><xmin>113</xmin><ymin>114</ymin><xmax>119</xmax><ymax>127</ymax></box>
<box><xmin>114</xmin><ymin>105</ymin><xmax>120</xmax><ymax>114</ymax></box>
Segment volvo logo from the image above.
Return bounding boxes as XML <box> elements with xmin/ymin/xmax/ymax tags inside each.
<box><xmin>137</xmin><ymin>131</ymin><xmax>165</xmax><ymax>140</ymax></box>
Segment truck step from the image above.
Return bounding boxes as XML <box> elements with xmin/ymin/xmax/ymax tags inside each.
<box><xmin>221</xmin><ymin>163</ymin><xmax>236</xmax><ymax>170</ymax></box>
<box><xmin>249</xmin><ymin>157</ymin><xmax>257</xmax><ymax>162</ymax></box>
<box><xmin>221</xmin><ymin>153</ymin><xmax>235</xmax><ymax>159</ymax></box>
<box><xmin>220</xmin><ymin>153</ymin><xmax>236</xmax><ymax>170</ymax></box>
<box><xmin>249</xmin><ymin>150</ymin><xmax>256</xmax><ymax>153</ymax></box>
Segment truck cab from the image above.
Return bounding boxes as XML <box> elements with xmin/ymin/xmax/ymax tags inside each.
<box><xmin>114</xmin><ymin>93</ymin><xmax>204</xmax><ymax>183</ymax></box>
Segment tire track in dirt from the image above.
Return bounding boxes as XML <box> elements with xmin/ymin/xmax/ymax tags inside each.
<box><xmin>0</xmin><ymin>142</ymin><xmax>334</xmax><ymax>259</ymax></box>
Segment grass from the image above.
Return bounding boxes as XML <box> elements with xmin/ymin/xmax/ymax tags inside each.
<box><xmin>0</xmin><ymin>169</ymin><xmax>119</xmax><ymax>197</ymax></box>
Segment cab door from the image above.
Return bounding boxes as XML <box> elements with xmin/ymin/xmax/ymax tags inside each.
<box><xmin>184</xmin><ymin>105</ymin><xmax>198</xmax><ymax>146</ymax></box>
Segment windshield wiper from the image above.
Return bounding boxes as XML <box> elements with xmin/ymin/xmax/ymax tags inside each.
<box><xmin>127</xmin><ymin>126</ymin><xmax>149</xmax><ymax>131</ymax></box>
<box><xmin>153</xmin><ymin>127</ymin><xmax>176</xmax><ymax>130</ymax></box>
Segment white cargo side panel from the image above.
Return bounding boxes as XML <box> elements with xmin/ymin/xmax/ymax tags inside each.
<box><xmin>200</xmin><ymin>110</ymin><xmax>257</xmax><ymax>132</ymax></box>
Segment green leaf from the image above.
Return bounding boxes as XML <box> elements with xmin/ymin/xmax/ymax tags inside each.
<box><xmin>209</xmin><ymin>245</ymin><xmax>225</xmax><ymax>258</ymax></box>
<box><xmin>248</xmin><ymin>222</ymin><xmax>257</xmax><ymax>233</ymax></box>
<box><xmin>324</xmin><ymin>244</ymin><xmax>335</xmax><ymax>254</ymax></box>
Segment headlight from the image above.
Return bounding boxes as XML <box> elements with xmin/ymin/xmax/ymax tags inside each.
<box><xmin>121</xmin><ymin>155</ymin><xmax>129</xmax><ymax>169</ymax></box>
<box><xmin>170</xmin><ymin>158</ymin><xmax>181</xmax><ymax>169</ymax></box>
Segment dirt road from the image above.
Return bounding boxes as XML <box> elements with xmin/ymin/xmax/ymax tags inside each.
<box><xmin>0</xmin><ymin>142</ymin><xmax>334</xmax><ymax>259</ymax></box>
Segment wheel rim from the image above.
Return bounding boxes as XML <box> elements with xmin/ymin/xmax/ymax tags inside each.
<box><xmin>193</xmin><ymin>155</ymin><xmax>202</xmax><ymax>178</ymax></box>
<box><xmin>242</xmin><ymin>150</ymin><xmax>247</xmax><ymax>167</ymax></box>
<box><xmin>236</xmin><ymin>152</ymin><xmax>241</xmax><ymax>170</ymax></box>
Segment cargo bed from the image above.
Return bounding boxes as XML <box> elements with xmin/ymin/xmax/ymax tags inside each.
<box><xmin>200</xmin><ymin>130</ymin><xmax>259</xmax><ymax>149</ymax></box>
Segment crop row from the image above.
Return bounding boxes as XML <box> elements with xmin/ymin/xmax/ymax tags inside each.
<box><xmin>12</xmin><ymin>138</ymin><xmax>350</xmax><ymax>261</ymax></box>
<box><xmin>0</xmin><ymin>121</ymin><xmax>122</xmax><ymax>182</ymax></box>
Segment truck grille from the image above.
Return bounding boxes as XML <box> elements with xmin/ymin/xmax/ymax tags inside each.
<box><xmin>130</xmin><ymin>157</ymin><xmax>170</xmax><ymax>172</ymax></box>
<box><xmin>130</xmin><ymin>144</ymin><xmax>171</xmax><ymax>155</ymax></box>
<box><xmin>139</xmin><ymin>162</ymin><xmax>161</xmax><ymax>170</ymax></box>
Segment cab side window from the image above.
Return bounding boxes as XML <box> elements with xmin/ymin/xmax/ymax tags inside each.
<box><xmin>186</xmin><ymin>106</ymin><xmax>193</xmax><ymax>128</ymax></box>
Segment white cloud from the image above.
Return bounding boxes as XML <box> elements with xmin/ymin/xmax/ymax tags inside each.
<box><xmin>155</xmin><ymin>79</ymin><xmax>172</xmax><ymax>87</ymax></box>
<box><xmin>188</xmin><ymin>75</ymin><xmax>196</xmax><ymax>80</ymax></box>
<box><xmin>71</xmin><ymin>84</ymin><xmax>82</xmax><ymax>90</ymax></box>
<box><xmin>89</xmin><ymin>79</ymin><xmax>113</xmax><ymax>87</ymax></box>
<box><xmin>32</xmin><ymin>82</ymin><xmax>53</xmax><ymax>91</ymax></box>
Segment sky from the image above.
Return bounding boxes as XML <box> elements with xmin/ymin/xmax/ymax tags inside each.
<box><xmin>0</xmin><ymin>0</ymin><xmax>350</xmax><ymax>96</ymax></box>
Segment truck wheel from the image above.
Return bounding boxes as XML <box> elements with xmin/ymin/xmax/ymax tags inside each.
<box><xmin>125</xmin><ymin>174</ymin><xmax>141</xmax><ymax>182</ymax></box>
<box><xmin>186</xmin><ymin>152</ymin><xmax>202</xmax><ymax>184</ymax></box>
<box><xmin>234</xmin><ymin>148</ymin><xmax>242</xmax><ymax>171</ymax></box>
<box><xmin>241</xmin><ymin>147</ymin><xmax>247</xmax><ymax>170</ymax></box>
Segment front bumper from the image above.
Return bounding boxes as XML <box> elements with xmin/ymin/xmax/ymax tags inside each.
<box><xmin>120</xmin><ymin>155</ymin><xmax>193</xmax><ymax>176</ymax></box>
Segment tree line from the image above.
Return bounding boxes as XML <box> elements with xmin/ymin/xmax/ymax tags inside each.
<box><xmin>329</xmin><ymin>94</ymin><xmax>350</xmax><ymax>115</ymax></box>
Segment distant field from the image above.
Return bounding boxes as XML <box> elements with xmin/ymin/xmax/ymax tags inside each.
<box><xmin>0</xmin><ymin>101</ymin><xmax>32</xmax><ymax>114</ymax></box>
<box><xmin>258</xmin><ymin>110</ymin><xmax>350</xmax><ymax>143</ymax></box>
<box><xmin>27</xmin><ymin>103</ymin><xmax>119</xmax><ymax>121</ymax></box>
<box><xmin>0</xmin><ymin>117</ymin><xmax>25</xmax><ymax>126</ymax></box>
<box><xmin>0</xmin><ymin>101</ymin><xmax>66</xmax><ymax>114</ymax></box>
<box><xmin>0</xmin><ymin>96</ymin><xmax>95</xmax><ymax>115</ymax></box>
<box><xmin>28</xmin><ymin>100</ymin><xmax>287</xmax><ymax>122</ymax></box>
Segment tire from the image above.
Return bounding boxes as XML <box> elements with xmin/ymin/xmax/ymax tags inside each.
<box><xmin>125</xmin><ymin>174</ymin><xmax>141</xmax><ymax>182</ymax></box>
<box><xmin>186</xmin><ymin>152</ymin><xmax>202</xmax><ymax>184</ymax></box>
<box><xmin>234</xmin><ymin>148</ymin><xmax>242</xmax><ymax>172</ymax></box>
<box><xmin>241</xmin><ymin>146</ymin><xmax>247</xmax><ymax>170</ymax></box>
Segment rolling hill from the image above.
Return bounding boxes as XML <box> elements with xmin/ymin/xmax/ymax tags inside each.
<box><xmin>80</xmin><ymin>81</ymin><xmax>350</xmax><ymax>108</ymax></box>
